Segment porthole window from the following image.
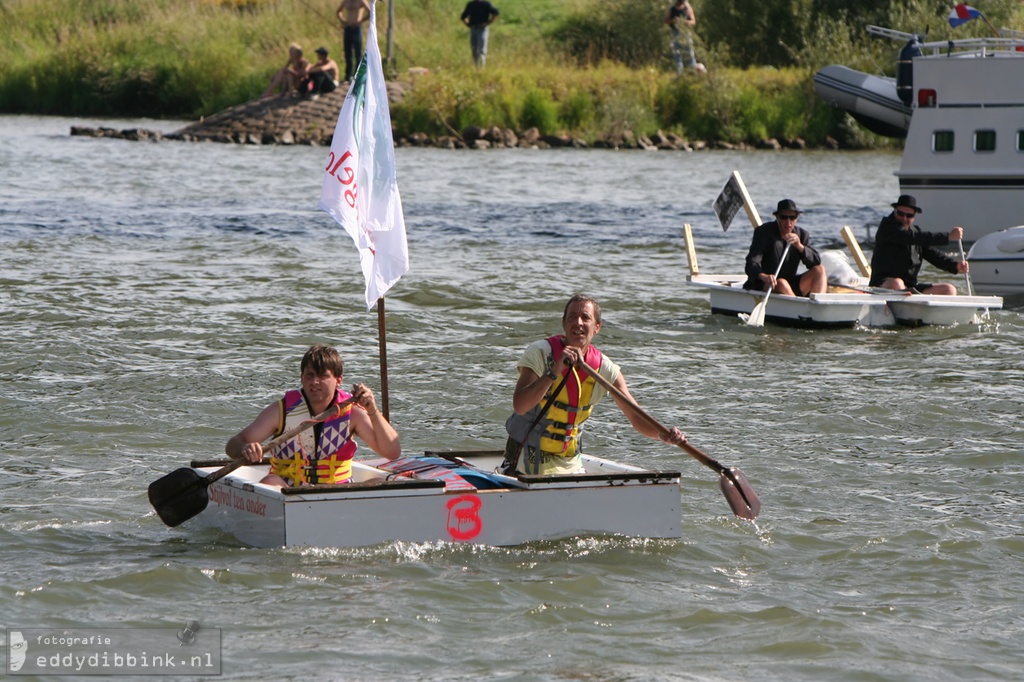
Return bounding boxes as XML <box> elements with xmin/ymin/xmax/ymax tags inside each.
<box><xmin>933</xmin><ymin>130</ymin><xmax>954</xmax><ymax>152</ymax></box>
<box><xmin>975</xmin><ymin>130</ymin><xmax>996</xmax><ymax>152</ymax></box>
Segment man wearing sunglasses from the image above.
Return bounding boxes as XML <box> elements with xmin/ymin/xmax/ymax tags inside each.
<box><xmin>743</xmin><ymin>199</ymin><xmax>827</xmax><ymax>297</ymax></box>
<box><xmin>868</xmin><ymin>194</ymin><xmax>969</xmax><ymax>295</ymax></box>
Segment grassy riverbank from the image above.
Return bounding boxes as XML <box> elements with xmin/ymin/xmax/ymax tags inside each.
<box><xmin>3</xmin><ymin>0</ymin><xmax>1012</xmax><ymax>147</ymax></box>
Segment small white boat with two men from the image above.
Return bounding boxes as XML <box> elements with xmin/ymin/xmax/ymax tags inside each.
<box><xmin>682</xmin><ymin>221</ymin><xmax>1001</xmax><ymax>329</ymax></box>
<box><xmin>177</xmin><ymin>451</ymin><xmax>685</xmax><ymax>548</ymax></box>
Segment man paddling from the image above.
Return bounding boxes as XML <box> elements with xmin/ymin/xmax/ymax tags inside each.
<box><xmin>226</xmin><ymin>344</ymin><xmax>400</xmax><ymax>487</ymax></box>
<box><xmin>743</xmin><ymin>199</ymin><xmax>828</xmax><ymax>297</ymax></box>
<box><xmin>869</xmin><ymin>194</ymin><xmax>969</xmax><ymax>294</ymax></box>
<box><xmin>503</xmin><ymin>294</ymin><xmax>686</xmax><ymax>475</ymax></box>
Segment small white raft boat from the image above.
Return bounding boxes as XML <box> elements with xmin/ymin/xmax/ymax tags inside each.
<box><xmin>682</xmin><ymin>223</ymin><xmax>1001</xmax><ymax>328</ymax></box>
<box><xmin>688</xmin><ymin>273</ymin><xmax>997</xmax><ymax>328</ymax></box>
<box><xmin>189</xmin><ymin>451</ymin><xmax>683</xmax><ymax>548</ymax></box>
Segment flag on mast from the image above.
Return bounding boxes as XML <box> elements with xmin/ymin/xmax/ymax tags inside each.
<box><xmin>319</xmin><ymin>2</ymin><xmax>409</xmax><ymax>311</ymax></box>
<box><xmin>948</xmin><ymin>4</ymin><xmax>983</xmax><ymax>27</ymax></box>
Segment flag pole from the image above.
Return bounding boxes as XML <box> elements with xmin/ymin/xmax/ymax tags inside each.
<box><xmin>376</xmin><ymin>296</ymin><xmax>390</xmax><ymax>421</ymax></box>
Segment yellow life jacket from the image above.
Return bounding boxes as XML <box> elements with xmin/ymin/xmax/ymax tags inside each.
<box><xmin>268</xmin><ymin>389</ymin><xmax>357</xmax><ymax>486</ymax></box>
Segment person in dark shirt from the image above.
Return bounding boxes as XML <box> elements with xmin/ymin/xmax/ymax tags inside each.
<box><xmin>868</xmin><ymin>194</ymin><xmax>969</xmax><ymax>295</ymax></box>
<box><xmin>743</xmin><ymin>199</ymin><xmax>827</xmax><ymax>296</ymax></box>
<box><xmin>460</xmin><ymin>0</ymin><xmax>499</xmax><ymax>67</ymax></box>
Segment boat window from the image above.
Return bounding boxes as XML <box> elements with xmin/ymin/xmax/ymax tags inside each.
<box><xmin>932</xmin><ymin>131</ymin><xmax>954</xmax><ymax>152</ymax></box>
<box><xmin>1018</xmin><ymin>130</ymin><xmax>1024</xmax><ymax>152</ymax></box>
<box><xmin>974</xmin><ymin>130</ymin><xmax>996</xmax><ymax>152</ymax></box>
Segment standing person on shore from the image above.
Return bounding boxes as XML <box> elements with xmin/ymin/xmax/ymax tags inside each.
<box><xmin>665</xmin><ymin>0</ymin><xmax>705</xmax><ymax>74</ymax></box>
<box><xmin>260</xmin><ymin>43</ymin><xmax>310</xmax><ymax>98</ymax></box>
<box><xmin>460</xmin><ymin>0</ymin><xmax>500</xmax><ymax>68</ymax></box>
<box><xmin>743</xmin><ymin>199</ymin><xmax>828</xmax><ymax>297</ymax></box>
<box><xmin>337</xmin><ymin>0</ymin><xmax>372</xmax><ymax>83</ymax></box>
<box><xmin>869</xmin><ymin>194</ymin><xmax>969</xmax><ymax>295</ymax></box>
<box><xmin>503</xmin><ymin>294</ymin><xmax>686</xmax><ymax>476</ymax></box>
<box><xmin>226</xmin><ymin>344</ymin><xmax>401</xmax><ymax>487</ymax></box>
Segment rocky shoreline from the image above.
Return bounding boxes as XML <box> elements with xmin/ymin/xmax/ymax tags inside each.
<box><xmin>69</xmin><ymin>80</ymin><xmax>838</xmax><ymax>152</ymax></box>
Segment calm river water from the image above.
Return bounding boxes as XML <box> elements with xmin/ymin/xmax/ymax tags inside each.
<box><xmin>2</xmin><ymin>115</ymin><xmax>1022</xmax><ymax>681</ymax></box>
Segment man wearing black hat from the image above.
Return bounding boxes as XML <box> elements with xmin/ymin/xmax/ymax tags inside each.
<box><xmin>868</xmin><ymin>195</ymin><xmax>969</xmax><ymax>295</ymax></box>
<box><xmin>743</xmin><ymin>199</ymin><xmax>827</xmax><ymax>297</ymax></box>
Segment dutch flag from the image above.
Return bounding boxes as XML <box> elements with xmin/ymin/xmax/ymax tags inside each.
<box><xmin>948</xmin><ymin>4</ymin><xmax>984</xmax><ymax>28</ymax></box>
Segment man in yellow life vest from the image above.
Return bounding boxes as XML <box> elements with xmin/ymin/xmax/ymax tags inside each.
<box><xmin>226</xmin><ymin>344</ymin><xmax>401</xmax><ymax>487</ymax></box>
<box><xmin>504</xmin><ymin>294</ymin><xmax>687</xmax><ymax>475</ymax></box>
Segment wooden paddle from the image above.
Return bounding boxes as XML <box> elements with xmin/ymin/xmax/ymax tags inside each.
<box><xmin>574</xmin><ymin>362</ymin><xmax>761</xmax><ymax>520</ymax></box>
<box><xmin>742</xmin><ymin>243</ymin><xmax>790</xmax><ymax>327</ymax></box>
<box><xmin>148</xmin><ymin>401</ymin><xmax>351</xmax><ymax>527</ymax></box>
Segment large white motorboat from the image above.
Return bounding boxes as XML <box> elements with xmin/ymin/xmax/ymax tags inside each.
<box><xmin>815</xmin><ymin>25</ymin><xmax>1024</xmax><ymax>243</ymax></box>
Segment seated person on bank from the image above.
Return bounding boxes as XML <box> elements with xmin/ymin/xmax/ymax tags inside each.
<box><xmin>225</xmin><ymin>344</ymin><xmax>400</xmax><ymax>487</ymax></box>
<box><xmin>868</xmin><ymin>194</ymin><xmax>969</xmax><ymax>295</ymax></box>
<box><xmin>302</xmin><ymin>46</ymin><xmax>341</xmax><ymax>95</ymax></box>
<box><xmin>261</xmin><ymin>43</ymin><xmax>310</xmax><ymax>98</ymax></box>
<box><xmin>743</xmin><ymin>199</ymin><xmax>827</xmax><ymax>296</ymax></box>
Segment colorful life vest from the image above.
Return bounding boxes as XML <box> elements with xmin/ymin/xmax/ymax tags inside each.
<box><xmin>268</xmin><ymin>388</ymin><xmax>356</xmax><ymax>486</ymax></box>
<box><xmin>507</xmin><ymin>335</ymin><xmax>604</xmax><ymax>465</ymax></box>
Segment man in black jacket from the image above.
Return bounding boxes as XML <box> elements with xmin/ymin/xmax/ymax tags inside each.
<box><xmin>869</xmin><ymin>195</ymin><xmax>969</xmax><ymax>295</ymax></box>
<box><xmin>743</xmin><ymin>199</ymin><xmax>827</xmax><ymax>296</ymax></box>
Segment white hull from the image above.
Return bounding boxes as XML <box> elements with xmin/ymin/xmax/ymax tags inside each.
<box><xmin>813</xmin><ymin>65</ymin><xmax>911</xmax><ymax>138</ymax></box>
<box><xmin>967</xmin><ymin>226</ymin><xmax>1024</xmax><ymax>295</ymax></box>
<box><xmin>191</xmin><ymin>452</ymin><xmax>683</xmax><ymax>548</ymax></box>
<box><xmin>689</xmin><ymin>274</ymin><xmax>1000</xmax><ymax>328</ymax></box>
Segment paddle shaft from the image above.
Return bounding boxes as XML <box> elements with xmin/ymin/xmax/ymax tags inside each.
<box><xmin>206</xmin><ymin>401</ymin><xmax>354</xmax><ymax>484</ymax></box>
<box><xmin>957</xmin><ymin>239</ymin><xmax>973</xmax><ymax>296</ymax></box>
<box><xmin>763</xmin><ymin>242</ymin><xmax>791</xmax><ymax>300</ymax></box>
<box><xmin>573</xmin><ymin>362</ymin><xmax>727</xmax><ymax>475</ymax></box>
<box><xmin>237</xmin><ymin>399</ymin><xmax>355</xmax><ymax>465</ymax></box>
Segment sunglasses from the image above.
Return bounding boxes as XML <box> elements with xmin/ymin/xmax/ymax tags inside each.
<box><xmin>777</xmin><ymin>214</ymin><xmax>799</xmax><ymax>221</ymax></box>
<box><xmin>895</xmin><ymin>210</ymin><xmax>917</xmax><ymax>219</ymax></box>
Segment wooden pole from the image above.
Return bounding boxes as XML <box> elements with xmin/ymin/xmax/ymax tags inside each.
<box><xmin>376</xmin><ymin>296</ymin><xmax>390</xmax><ymax>421</ymax></box>
<box><xmin>840</xmin><ymin>225</ymin><xmax>872</xmax><ymax>278</ymax></box>
<box><xmin>682</xmin><ymin>223</ymin><xmax>699</xmax><ymax>277</ymax></box>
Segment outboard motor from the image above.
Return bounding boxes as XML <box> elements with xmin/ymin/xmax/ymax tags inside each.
<box><xmin>896</xmin><ymin>36</ymin><xmax>922</xmax><ymax>106</ymax></box>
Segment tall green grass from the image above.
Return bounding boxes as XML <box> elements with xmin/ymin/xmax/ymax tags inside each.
<box><xmin>1</xmin><ymin>0</ymin><xmax>1019</xmax><ymax>144</ymax></box>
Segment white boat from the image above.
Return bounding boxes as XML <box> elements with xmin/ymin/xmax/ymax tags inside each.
<box><xmin>688</xmin><ymin>273</ymin><xmax>998</xmax><ymax>328</ymax></box>
<box><xmin>188</xmin><ymin>451</ymin><xmax>683</xmax><ymax>548</ymax></box>
<box><xmin>967</xmin><ymin>226</ymin><xmax>1024</xmax><ymax>295</ymax></box>
<box><xmin>815</xmin><ymin>26</ymin><xmax>1024</xmax><ymax>243</ymax></box>
<box><xmin>682</xmin><ymin>222</ymin><xmax>1001</xmax><ymax>328</ymax></box>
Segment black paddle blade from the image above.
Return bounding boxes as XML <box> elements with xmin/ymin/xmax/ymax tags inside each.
<box><xmin>718</xmin><ymin>467</ymin><xmax>761</xmax><ymax>520</ymax></box>
<box><xmin>148</xmin><ymin>467</ymin><xmax>211</xmax><ymax>528</ymax></box>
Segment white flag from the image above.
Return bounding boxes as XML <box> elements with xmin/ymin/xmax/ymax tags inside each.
<box><xmin>319</xmin><ymin>3</ymin><xmax>409</xmax><ymax>311</ymax></box>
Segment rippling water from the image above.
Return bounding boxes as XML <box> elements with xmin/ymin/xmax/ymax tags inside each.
<box><xmin>2</xmin><ymin>115</ymin><xmax>1023</xmax><ymax>681</ymax></box>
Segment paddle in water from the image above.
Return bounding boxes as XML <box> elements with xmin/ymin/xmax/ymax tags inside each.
<box><xmin>741</xmin><ymin>243</ymin><xmax>790</xmax><ymax>327</ymax></box>
<box><xmin>148</xmin><ymin>402</ymin><xmax>350</xmax><ymax>527</ymax></box>
<box><xmin>574</xmin><ymin>362</ymin><xmax>760</xmax><ymax>520</ymax></box>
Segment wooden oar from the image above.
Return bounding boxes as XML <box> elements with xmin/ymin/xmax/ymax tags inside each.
<box><xmin>574</xmin><ymin>362</ymin><xmax>761</xmax><ymax>520</ymax></box>
<box><xmin>742</xmin><ymin>243</ymin><xmax>790</xmax><ymax>327</ymax></box>
<box><xmin>148</xmin><ymin>401</ymin><xmax>351</xmax><ymax>527</ymax></box>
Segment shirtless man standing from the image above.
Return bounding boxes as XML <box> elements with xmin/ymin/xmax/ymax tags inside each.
<box><xmin>337</xmin><ymin>0</ymin><xmax>372</xmax><ymax>82</ymax></box>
